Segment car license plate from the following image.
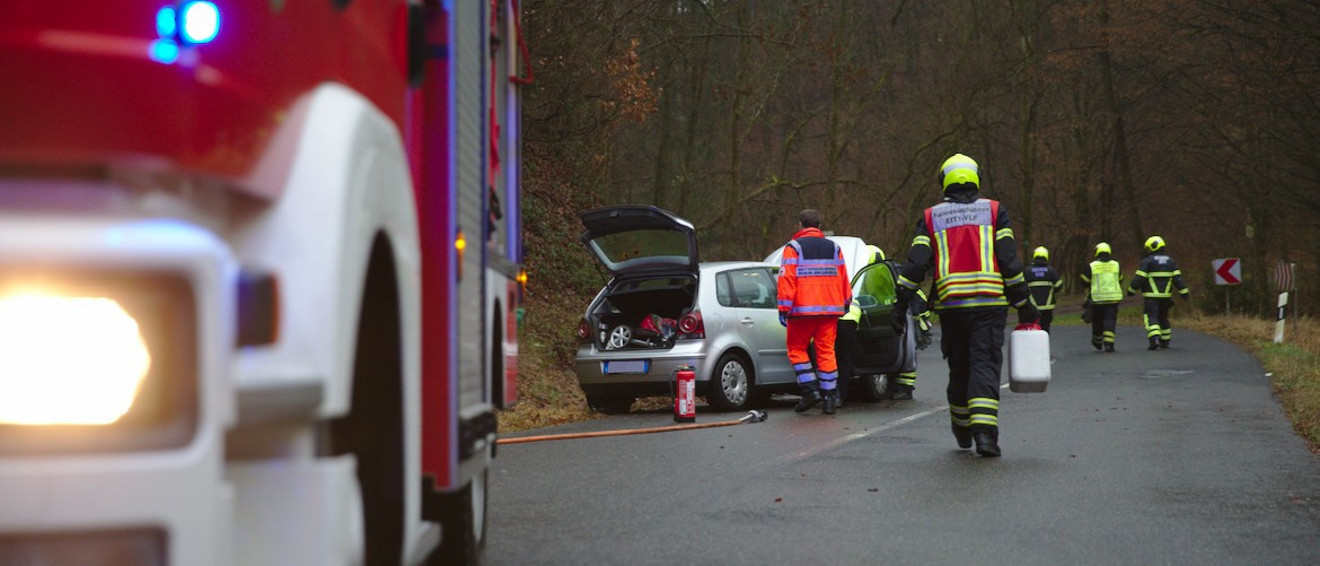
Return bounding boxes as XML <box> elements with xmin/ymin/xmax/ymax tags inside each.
<box><xmin>603</xmin><ymin>360</ymin><xmax>649</xmax><ymax>374</ymax></box>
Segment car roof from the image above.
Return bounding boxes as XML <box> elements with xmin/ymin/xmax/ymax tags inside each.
<box><xmin>699</xmin><ymin>260</ymin><xmax>777</xmax><ymax>273</ymax></box>
<box><xmin>762</xmin><ymin>235</ymin><xmax>872</xmax><ymax>281</ymax></box>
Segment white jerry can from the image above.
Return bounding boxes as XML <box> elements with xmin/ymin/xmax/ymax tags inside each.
<box><xmin>1008</xmin><ymin>324</ymin><xmax>1051</xmax><ymax>393</ymax></box>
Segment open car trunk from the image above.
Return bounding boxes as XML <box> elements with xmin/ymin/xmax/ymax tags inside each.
<box><xmin>588</xmin><ymin>276</ymin><xmax>697</xmax><ymax>351</ymax></box>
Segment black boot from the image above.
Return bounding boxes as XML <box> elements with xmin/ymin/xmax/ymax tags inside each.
<box><xmin>794</xmin><ymin>390</ymin><xmax>821</xmax><ymax>413</ymax></box>
<box><xmin>972</xmin><ymin>431</ymin><xmax>1001</xmax><ymax>457</ymax></box>
<box><xmin>1160</xmin><ymin>338</ymin><xmax>1170</xmax><ymax>349</ymax></box>
<box><xmin>951</xmin><ymin>424</ymin><xmax>973</xmax><ymax>449</ymax></box>
<box><xmin>890</xmin><ymin>384</ymin><xmax>914</xmax><ymax>401</ymax></box>
<box><xmin>1148</xmin><ymin>338</ymin><xmax>1160</xmax><ymax>350</ymax></box>
<box><xmin>822</xmin><ymin>391</ymin><xmax>838</xmax><ymax>415</ymax></box>
<box><xmin>1092</xmin><ymin>340</ymin><xmax>1103</xmax><ymax>351</ymax></box>
<box><xmin>1104</xmin><ymin>342</ymin><xmax>1115</xmax><ymax>353</ymax></box>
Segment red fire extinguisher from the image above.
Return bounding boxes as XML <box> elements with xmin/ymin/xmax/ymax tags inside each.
<box><xmin>673</xmin><ymin>365</ymin><xmax>696</xmax><ymax>423</ymax></box>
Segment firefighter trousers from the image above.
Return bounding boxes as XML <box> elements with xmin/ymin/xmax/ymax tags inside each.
<box><xmin>1037</xmin><ymin>309</ymin><xmax>1054</xmax><ymax>333</ymax></box>
<box><xmin>830</xmin><ymin>319</ymin><xmax>859</xmax><ymax>399</ymax></box>
<box><xmin>787</xmin><ymin>316</ymin><xmax>839</xmax><ymax>392</ymax></box>
<box><xmin>1143</xmin><ymin>297</ymin><xmax>1174</xmax><ymax>343</ymax></box>
<box><xmin>938</xmin><ymin>306</ymin><xmax>1006</xmax><ymax>437</ymax></box>
<box><xmin>1091</xmin><ymin>303</ymin><xmax>1119</xmax><ymax>347</ymax></box>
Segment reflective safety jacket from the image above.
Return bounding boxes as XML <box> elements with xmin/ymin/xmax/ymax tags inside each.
<box><xmin>896</xmin><ymin>194</ymin><xmax>1029</xmax><ymax>310</ymax></box>
<box><xmin>1128</xmin><ymin>253</ymin><xmax>1189</xmax><ymax>299</ymax></box>
<box><xmin>1083</xmin><ymin>258</ymin><xmax>1123</xmax><ymax>304</ymax></box>
<box><xmin>1024</xmin><ymin>262</ymin><xmax>1062</xmax><ymax>310</ymax></box>
<box><xmin>777</xmin><ymin>227</ymin><xmax>851</xmax><ymax>317</ymax></box>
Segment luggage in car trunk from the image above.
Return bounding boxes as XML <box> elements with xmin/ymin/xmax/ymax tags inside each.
<box><xmin>588</xmin><ymin>276</ymin><xmax>695</xmax><ymax>351</ymax></box>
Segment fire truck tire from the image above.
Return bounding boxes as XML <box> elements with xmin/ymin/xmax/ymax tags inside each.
<box><xmin>853</xmin><ymin>374</ymin><xmax>889</xmax><ymax>402</ymax></box>
<box><xmin>334</xmin><ymin>238</ymin><xmax>406</xmax><ymax>565</ymax></box>
<box><xmin>430</xmin><ymin>470</ymin><xmax>488</xmax><ymax>565</ymax></box>
<box><xmin>705</xmin><ymin>352</ymin><xmax>752</xmax><ymax>412</ymax></box>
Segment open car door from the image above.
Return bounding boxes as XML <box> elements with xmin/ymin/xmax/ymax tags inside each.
<box><xmin>850</xmin><ymin>260</ymin><xmax>917</xmax><ymax>376</ymax></box>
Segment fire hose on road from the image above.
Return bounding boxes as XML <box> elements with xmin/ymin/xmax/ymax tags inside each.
<box><xmin>496</xmin><ymin>410</ymin><xmax>769</xmax><ymax>445</ymax></box>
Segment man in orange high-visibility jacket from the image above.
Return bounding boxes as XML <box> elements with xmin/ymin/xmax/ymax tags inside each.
<box><xmin>890</xmin><ymin>153</ymin><xmax>1037</xmax><ymax>457</ymax></box>
<box><xmin>777</xmin><ymin>209</ymin><xmax>852</xmax><ymax>415</ymax></box>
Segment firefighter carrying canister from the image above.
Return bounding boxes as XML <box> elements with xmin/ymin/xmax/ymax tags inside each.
<box><xmin>1081</xmin><ymin>242</ymin><xmax>1123</xmax><ymax>352</ymax></box>
<box><xmin>1024</xmin><ymin>246</ymin><xmax>1063</xmax><ymax>333</ymax></box>
<box><xmin>777</xmin><ymin>209</ymin><xmax>852</xmax><ymax>415</ymax></box>
<box><xmin>890</xmin><ymin>153</ymin><xmax>1037</xmax><ymax>457</ymax></box>
<box><xmin>1127</xmin><ymin>235</ymin><xmax>1190</xmax><ymax>350</ymax></box>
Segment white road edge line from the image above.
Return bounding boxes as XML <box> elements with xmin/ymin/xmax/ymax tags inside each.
<box><xmin>784</xmin><ymin>382</ymin><xmax>1014</xmax><ymax>463</ymax></box>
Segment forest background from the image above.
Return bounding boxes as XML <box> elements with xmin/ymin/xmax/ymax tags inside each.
<box><xmin>509</xmin><ymin>1</ymin><xmax>1320</xmax><ymax>429</ymax></box>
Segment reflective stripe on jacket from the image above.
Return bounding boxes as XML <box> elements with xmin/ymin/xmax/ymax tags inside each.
<box><xmin>1129</xmin><ymin>253</ymin><xmax>1189</xmax><ymax>299</ymax></box>
<box><xmin>922</xmin><ymin>199</ymin><xmax>1009</xmax><ymax>308</ymax></box>
<box><xmin>1025</xmin><ymin>264</ymin><xmax>1062</xmax><ymax>310</ymax></box>
<box><xmin>1086</xmin><ymin>259</ymin><xmax>1124</xmax><ymax>304</ymax></box>
<box><xmin>777</xmin><ymin>227</ymin><xmax>851</xmax><ymax>317</ymax></box>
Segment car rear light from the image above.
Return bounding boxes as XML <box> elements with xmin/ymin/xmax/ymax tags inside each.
<box><xmin>678</xmin><ymin>313</ymin><xmax>704</xmax><ymax>338</ymax></box>
<box><xmin>577</xmin><ymin>318</ymin><xmax>590</xmax><ymax>340</ymax></box>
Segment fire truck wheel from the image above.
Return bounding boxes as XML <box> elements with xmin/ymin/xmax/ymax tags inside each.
<box><xmin>430</xmin><ymin>470</ymin><xmax>488</xmax><ymax>565</ymax></box>
<box><xmin>705</xmin><ymin>352</ymin><xmax>752</xmax><ymax>411</ymax></box>
<box><xmin>853</xmin><ymin>374</ymin><xmax>890</xmax><ymax>403</ymax></box>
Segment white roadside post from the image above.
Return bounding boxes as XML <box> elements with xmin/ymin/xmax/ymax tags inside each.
<box><xmin>1274</xmin><ymin>291</ymin><xmax>1288</xmax><ymax>344</ymax></box>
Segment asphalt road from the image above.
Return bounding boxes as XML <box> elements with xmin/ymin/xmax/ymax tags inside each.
<box><xmin>487</xmin><ymin>324</ymin><xmax>1320</xmax><ymax>566</ymax></box>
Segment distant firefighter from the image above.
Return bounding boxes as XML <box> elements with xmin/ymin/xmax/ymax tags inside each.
<box><xmin>1024</xmin><ymin>246</ymin><xmax>1063</xmax><ymax>333</ymax></box>
<box><xmin>1081</xmin><ymin>242</ymin><xmax>1123</xmax><ymax>352</ymax></box>
<box><xmin>1128</xmin><ymin>236</ymin><xmax>1191</xmax><ymax>350</ymax></box>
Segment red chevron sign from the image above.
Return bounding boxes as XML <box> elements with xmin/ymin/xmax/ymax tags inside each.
<box><xmin>1214</xmin><ymin>258</ymin><xmax>1241</xmax><ymax>285</ymax></box>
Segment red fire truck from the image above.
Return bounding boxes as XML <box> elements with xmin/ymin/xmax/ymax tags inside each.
<box><xmin>0</xmin><ymin>0</ymin><xmax>524</xmax><ymax>564</ymax></box>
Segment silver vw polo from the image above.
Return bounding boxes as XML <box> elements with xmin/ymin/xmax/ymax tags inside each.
<box><xmin>573</xmin><ymin>206</ymin><xmax>916</xmax><ymax>413</ymax></box>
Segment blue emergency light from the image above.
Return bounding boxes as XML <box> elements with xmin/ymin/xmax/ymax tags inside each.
<box><xmin>156</xmin><ymin>6</ymin><xmax>177</xmax><ymax>37</ymax></box>
<box><xmin>150</xmin><ymin>1</ymin><xmax>221</xmax><ymax>64</ymax></box>
<box><xmin>180</xmin><ymin>1</ymin><xmax>221</xmax><ymax>45</ymax></box>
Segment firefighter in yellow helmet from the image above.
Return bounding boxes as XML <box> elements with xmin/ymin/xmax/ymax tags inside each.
<box><xmin>890</xmin><ymin>153</ymin><xmax>1037</xmax><ymax>457</ymax></box>
<box><xmin>1024</xmin><ymin>246</ymin><xmax>1063</xmax><ymax>333</ymax></box>
<box><xmin>1081</xmin><ymin>242</ymin><xmax>1124</xmax><ymax>352</ymax></box>
<box><xmin>1127</xmin><ymin>235</ymin><xmax>1190</xmax><ymax>349</ymax></box>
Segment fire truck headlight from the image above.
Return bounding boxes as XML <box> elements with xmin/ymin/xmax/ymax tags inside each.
<box><xmin>0</xmin><ymin>296</ymin><xmax>151</xmax><ymax>426</ymax></box>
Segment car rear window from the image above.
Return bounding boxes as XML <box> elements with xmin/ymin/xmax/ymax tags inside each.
<box><xmin>588</xmin><ymin>229</ymin><xmax>690</xmax><ymax>271</ymax></box>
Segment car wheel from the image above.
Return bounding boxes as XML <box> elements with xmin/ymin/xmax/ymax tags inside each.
<box><xmin>705</xmin><ymin>353</ymin><xmax>751</xmax><ymax>411</ymax></box>
<box><xmin>854</xmin><ymin>374</ymin><xmax>889</xmax><ymax>402</ymax></box>
<box><xmin>605</xmin><ymin>325</ymin><xmax>632</xmax><ymax>350</ymax></box>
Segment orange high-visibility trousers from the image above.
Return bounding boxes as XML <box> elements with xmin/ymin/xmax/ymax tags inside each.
<box><xmin>786</xmin><ymin>316</ymin><xmax>840</xmax><ymax>391</ymax></box>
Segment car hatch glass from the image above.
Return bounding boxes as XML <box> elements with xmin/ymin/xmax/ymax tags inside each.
<box><xmin>587</xmin><ymin>229</ymin><xmax>691</xmax><ymax>273</ymax></box>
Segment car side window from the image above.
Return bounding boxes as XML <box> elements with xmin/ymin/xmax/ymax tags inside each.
<box><xmin>730</xmin><ymin>267</ymin><xmax>776</xmax><ymax>309</ymax></box>
<box><xmin>716</xmin><ymin>272</ymin><xmax>734</xmax><ymax>307</ymax></box>
<box><xmin>853</xmin><ymin>263</ymin><xmax>898</xmax><ymax>306</ymax></box>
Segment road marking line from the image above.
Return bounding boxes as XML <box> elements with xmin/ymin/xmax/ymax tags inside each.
<box><xmin>783</xmin><ymin>382</ymin><xmax>1011</xmax><ymax>463</ymax></box>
